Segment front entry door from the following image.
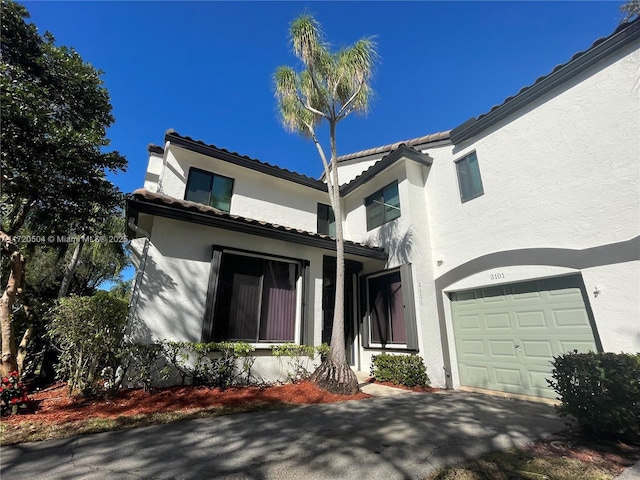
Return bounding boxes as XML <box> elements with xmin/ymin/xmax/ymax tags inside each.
<box><xmin>322</xmin><ymin>257</ymin><xmax>361</xmax><ymax>366</ymax></box>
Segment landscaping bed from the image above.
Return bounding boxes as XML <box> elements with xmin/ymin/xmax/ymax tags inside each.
<box><xmin>0</xmin><ymin>381</ymin><xmax>370</xmax><ymax>445</ymax></box>
<box><xmin>432</xmin><ymin>431</ymin><xmax>640</xmax><ymax>480</ymax></box>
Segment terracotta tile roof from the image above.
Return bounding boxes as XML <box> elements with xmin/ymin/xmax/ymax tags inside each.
<box><xmin>165</xmin><ymin>130</ymin><xmax>327</xmax><ymax>190</ymax></box>
<box><xmin>340</xmin><ymin>144</ymin><xmax>433</xmax><ymax>195</ymax></box>
<box><xmin>130</xmin><ymin>188</ymin><xmax>386</xmax><ymax>257</ymax></box>
<box><xmin>336</xmin><ymin>130</ymin><xmax>451</xmax><ymax>163</ymax></box>
<box><xmin>147</xmin><ymin>144</ymin><xmax>164</xmax><ymax>155</ymax></box>
<box><xmin>451</xmin><ymin>18</ymin><xmax>640</xmax><ymax>143</ymax></box>
<box><xmin>476</xmin><ymin>20</ymin><xmax>638</xmax><ymax>123</ymax></box>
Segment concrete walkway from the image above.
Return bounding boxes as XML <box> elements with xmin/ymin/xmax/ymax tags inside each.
<box><xmin>355</xmin><ymin>371</ymin><xmax>416</xmax><ymax>397</ymax></box>
<box><xmin>616</xmin><ymin>461</ymin><xmax>640</xmax><ymax>479</ymax></box>
<box><xmin>1</xmin><ymin>391</ymin><xmax>565</xmax><ymax>480</ymax></box>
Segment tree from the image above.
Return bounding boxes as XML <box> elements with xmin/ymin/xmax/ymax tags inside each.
<box><xmin>621</xmin><ymin>0</ymin><xmax>640</xmax><ymax>21</ymax></box>
<box><xmin>274</xmin><ymin>14</ymin><xmax>377</xmax><ymax>394</ymax></box>
<box><xmin>0</xmin><ymin>0</ymin><xmax>126</xmax><ymax>375</ymax></box>
<box><xmin>48</xmin><ymin>291</ymin><xmax>129</xmax><ymax>396</ymax></box>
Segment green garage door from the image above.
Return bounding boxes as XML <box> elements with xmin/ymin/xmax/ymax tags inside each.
<box><xmin>450</xmin><ymin>276</ymin><xmax>598</xmax><ymax>399</ymax></box>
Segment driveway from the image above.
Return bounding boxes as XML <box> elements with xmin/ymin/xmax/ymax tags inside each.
<box><xmin>1</xmin><ymin>391</ymin><xmax>565</xmax><ymax>480</ymax></box>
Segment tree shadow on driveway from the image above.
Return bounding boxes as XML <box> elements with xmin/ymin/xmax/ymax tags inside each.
<box><xmin>1</xmin><ymin>391</ymin><xmax>565</xmax><ymax>480</ymax></box>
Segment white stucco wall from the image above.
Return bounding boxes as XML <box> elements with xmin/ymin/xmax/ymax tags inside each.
<box><xmin>340</xmin><ymin>159</ymin><xmax>447</xmax><ymax>387</ymax></box>
<box><xmin>143</xmin><ymin>151</ymin><xmax>164</xmax><ymax>192</ymax></box>
<box><xmin>336</xmin><ymin>157</ymin><xmax>381</xmax><ymax>184</ymax></box>
<box><xmin>157</xmin><ymin>145</ymin><xmax>333</xmax><ymax>234</ymax></box>
<box><xmin>131</xmin><ymin>34</ymin><xmax>639</xmax><ymax>390</ymax></box>
<box><xmin>426</xmin><ymin>43</ymin><xmax>639</xmax><ymax>267</ymax></box>
<box><xmin>424</xmin><ymin>41</ymin><xmax>640</xmax><ymax>358</ymax></box>
<box><xmin>128</xmin><ymin>215</ymin><xmax>343</xmax><ymax>382</ymax></box>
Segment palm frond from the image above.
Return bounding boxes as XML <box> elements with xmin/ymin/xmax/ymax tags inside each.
<box><xmin>289</xmin><ymin>14</ymin><xmax>324</xmax><ymax>66</ymax></box>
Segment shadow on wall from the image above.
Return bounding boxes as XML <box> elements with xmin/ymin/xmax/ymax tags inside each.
<box><xmin>128</xmin><ymin>252</ymin><xmax>179</xmax><ymax>343</ymax></box>
<box><xmin>364</xmin><ymin>221</ymin><xmax>415</xmax><ymax>267</ymax></box>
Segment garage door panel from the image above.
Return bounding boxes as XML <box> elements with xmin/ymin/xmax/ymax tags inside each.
<box><xmin>560</xmin><ymin>339</ymin><xmax>598</xmax><ymax>353</ymax></box>
<box><xmin>521</xmin><ymin>340</ymin><xmax>554</xmax><ymax>359</ymax></box>
<box><xmin>460</xmin><ymin>339</ymin><xmax>486</xmax><ymax>356</ymax></box>
<box><xmin>489</xmin><ymin>340</ymin><xmax>519</xmax><ymax>358</ymax></box>
<box><xmin>528</xmin><ymin>371</ymin><xmax>556</xmax><ymax>399</ymax></box>
<box><xmin>457</xmin><ymin>314</ymin><xmax>482</xmax><ymax>330</ymax></box>
<box><xmin>494</xmin><ymin>368</ymin><xmax>525</xmax><ymax>388</ymax></box>
<box><xmin>486</xmin><ymin>312</ymin><xmax>510</xmax><ymax>328</ymax></box>
<box><xmin>451</xmin><ymin>275</ymin><xmax>597</xmax><ymax>398</ymax></box>
<box><xmin>552</xmin><ymin>308</ymin><xmax>591</xmax><ymax>327</ymax></box>
<box><xmin>463</xmin><ymin>365</ymin><xmax>490</xmax><ymax>387</ymax></box>
<box><xmin>515</xmin><ymin>310</ymin><xmax>547</xmax><ymax>328</ymax></box>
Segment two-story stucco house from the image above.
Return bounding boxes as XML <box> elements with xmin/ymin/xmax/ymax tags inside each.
<box><xmin>126</xmin><ymin>19</ymin><xmax>640</xmax><ymax>400</ymax></box>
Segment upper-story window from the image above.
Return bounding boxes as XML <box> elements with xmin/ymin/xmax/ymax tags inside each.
<box><xmin>365</xmin><ymin>181</ymin><xmax>400</xmax><ymax>231</ymax></box>
<box><xmin>456</xmin><ymin>152</ymin><xmax>484</xmax><ymax>203</ymax></box>
<box><xmin>317</xmin><ymin>203</ymin><xmax>336</xmax><ymax>237</ymax></box>
<box><xmin>185</xmin><ymin>168</ymin><xmax>234</xmax><ymax>212</ymax></box>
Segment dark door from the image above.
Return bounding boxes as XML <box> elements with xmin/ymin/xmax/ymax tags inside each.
<box><xmin>322</xmin><ymin>256</ymin><xmax>362</xmax><ymax>365</ymax></box>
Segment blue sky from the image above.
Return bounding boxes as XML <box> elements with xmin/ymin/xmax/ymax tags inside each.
<box><xmin>23</xmin><ymin>1</ymin><xmax>627</xmax><ymax>192</ymax></box>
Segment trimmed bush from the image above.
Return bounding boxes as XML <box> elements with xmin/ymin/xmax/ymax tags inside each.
<box><xmin>47</xmin><ymin>292</ymin><xmax>129</xmax><ymax>396</ymax></box>
<box><xmin>371</xmin><ymin>353</ymin><xmax>430</xmax><ymax>387</ymax></box>
<box><xmin>548</xmin><ymin>351</ymin><xmax>640</xmax><ymax>439</ymax></box>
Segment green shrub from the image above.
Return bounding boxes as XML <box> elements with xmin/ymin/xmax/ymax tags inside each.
<box><xmin>548</xmin><ymin>351</ymin><xmax>640</xmax><ymax>439</ymax></box>
<box><xmin>371</xmin><ymin>353</ymin><xmax>430</xmax><ymax>387</ymax></box>
<box><xmin>156</xmin><ymin>340</ymin><xmax>256</xmax><ymax>388</ymax></box>
<box><xmin>47</xmin><ymin>292</ymin><xmax>128</xmax><ymax>396</ymax></box>
<box><xmin>122</xmin><ymin>342</ymin><xmax>164</xmax><ymax>392</ymax></box>
<box><xmin>272</xmin><ymin>343</ymin><xmax>315</xmax><ymax>381</ymax></box>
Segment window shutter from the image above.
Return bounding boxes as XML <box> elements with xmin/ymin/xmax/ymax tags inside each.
<box><xmin>400</xmin><ymin>263</ymin><xmax>419</xmax><ymax>351</ymax></box>
<box><xmin>300</xmin><ymin>261</ymin><xmax>312</xmax><ymax>345</ymax></box>
<box><xmin>360</xmin><ymin>275</ymin><xmax>370</xmax><ymax>348</ymax></box>
<box><xmin>201</xmin><ymin>246</ymin><xmax>223</xmax><ymax>342</ymax></box>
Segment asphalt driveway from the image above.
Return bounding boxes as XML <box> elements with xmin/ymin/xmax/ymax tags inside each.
<box><xmin>1</xmin><ymin>391</ymin><xmax>565</xmax><ymax>480</ymax></box>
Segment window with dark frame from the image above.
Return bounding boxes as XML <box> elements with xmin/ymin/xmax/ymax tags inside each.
<box><xmin>211</xmin><ymin>253</ymin><xmax>299</xmax><ymax>342</ymax></box>
<box><xmin>456</xmin><ymin>152</ymin><xmax>484</xmax><ymax>202</ymax></box>
<box><xmin>185</xmin><ymin>168</ymin><xmax>234</xmax><ymax>212</ymax></box>
<box><xmin>317</xmin><ymin>203</ymin><xmax>336</xmax><ymax>237</ymax></box>
<box><xmin>367</xmin><ymin>270</ymin><xmax>407</xmax><ymax>345</ymax></box>
<box><xmin>365</xmin><ymin>181</ymin><xmax>401</xmax><ymax>231</ymax></box>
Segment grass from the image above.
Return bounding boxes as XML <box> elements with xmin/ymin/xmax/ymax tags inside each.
<box><xmin>0</xmin><ymin>402</ymin><xmax>290</xmax><ymax>446</ymax></box>
<box><xmin>431</xmin><ymin>445</ymin><xmax>626</xmax><ymax>480</ymax></box>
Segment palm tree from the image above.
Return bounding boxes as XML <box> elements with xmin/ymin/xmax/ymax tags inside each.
<box><xmin>274</xmin><ymin>14</ymin><xmax>377</xmax><ymax>394</ymax></box>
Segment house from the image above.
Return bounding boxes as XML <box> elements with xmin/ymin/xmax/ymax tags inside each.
<box><xmin>126</xmin><ymin>19</ymin><xmax>640</xmax><ymax>400</ymax></box>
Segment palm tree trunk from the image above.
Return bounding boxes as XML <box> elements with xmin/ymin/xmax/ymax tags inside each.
<box><xmin>310</xmin><ymin>122</ymin><xmax>359</xmax><ymax>395</ymax></box>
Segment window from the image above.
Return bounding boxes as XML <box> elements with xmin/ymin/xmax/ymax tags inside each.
<box><xmin>207</xmin><ymin>252</ymin><xmax>300</xmax><ymax>342</ymax></box>
<box><xmin>185</xmin><ymin>168</ymin><xmax>234</xmax><ymax>212</ymax></box>
<box><xmin>365</xmin><ymin>181</ymin><xmax>400</xmax><ymax>231</ymax></box>
<box><xmin>367</xmin><ymin>271</ymin><xmax>406</xmax><ymax>345</ymax></box>
<box><xmin>317</xmin><ymin>203</ymin><xmax>336</xmax><ymax>237</ymax></box>
<box><xmin>362</xmin><ymin>265</ymin><xmax>419</xmax><ymax>350</ymax></box>
<box><xmin>456</xmin><ymin>152</ymin><xmax>484</xmax><ymax>202</ymax></box>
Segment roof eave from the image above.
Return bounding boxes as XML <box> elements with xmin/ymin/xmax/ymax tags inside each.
<box><xmin>340</xmin><ymin>145</ymin><xmax>433</xmax><ymax>196</ymax></box>
<box><xmin>126</xmin><ymin>197</ymin><xmax>388</xmax><ymax>260</ymax></box>
<box><xmin>165</xmin><ymin>131</ymin><xmax>328</xmax><ymax>192</ymax></box>
<box><xmin>451</xmin><ymin>20</ymin><xmax>640</xmax><ymax>145</ymax></box>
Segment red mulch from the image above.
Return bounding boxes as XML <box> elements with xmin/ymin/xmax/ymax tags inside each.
<box><xmin>0</xmin><ymin>381</ymin><xmax>370</xmax><ymax>426</ymax></box>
